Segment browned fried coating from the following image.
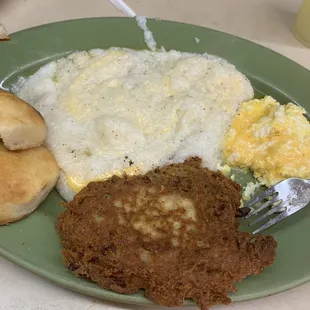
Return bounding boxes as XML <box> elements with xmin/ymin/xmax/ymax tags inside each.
<box><xmin>57</xmin><ymin>157</ymin><xmax>277</xmax><ymax>310</ymax></box>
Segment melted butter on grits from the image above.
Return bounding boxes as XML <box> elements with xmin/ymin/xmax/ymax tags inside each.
<box><xmin>14</xmin><ymin>48</ymin><xmax>253</xmax><ymax>198</ymax></box>
<box><xmin>224</xmin><ymin>96</ymin><xmax>310</xmax><ymax>186</ymax></box>
<box><xmin>66</xmin><ymin>165</ymin><xmax>141</xmax><ymax>193</ymax></box>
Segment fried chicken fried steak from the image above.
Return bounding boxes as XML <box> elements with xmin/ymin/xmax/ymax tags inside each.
<box><xmin>57</xmin><ymin>157</ymin><xmax>277</xmax><ymax>309</ymax></box>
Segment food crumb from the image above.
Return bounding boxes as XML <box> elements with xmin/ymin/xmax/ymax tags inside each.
<box><xmin>242</xmin><ymin>182</ymin><xmax>261</xmax><ymax>200</ymax></box>
<box><xmin>217</xmin><ymin>164</ymin><xmax>231</xmax><ymax>175</ymax></box>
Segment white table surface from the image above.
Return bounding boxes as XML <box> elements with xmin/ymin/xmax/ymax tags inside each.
<box><xmin>0</xmin><ymin>0</ymin><xmax>310</xmax><ymax>309</ymax></box>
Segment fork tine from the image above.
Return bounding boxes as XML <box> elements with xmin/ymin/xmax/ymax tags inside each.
<box><xmin>252</xmin><ymin>208</ymin><xmax>289</xmax><ymax>234</ymax></box>
<box><xmin>252</xmin><ymin>203</ymin><xmax>307</xmax><ymax>234</ymax></box>
<box><xmin>248</xmin><ymin>200</ymin><xmax>283</xmax><ymax>226</ymax></box>
<box><xmin>243</xmin><ymin>187</ymin><xmax>276</xmax><ymax>209</ymax></box>
<box><xmin>245</xmin><ymin>194</ymin><xmax>279</xmax><ymax>219</ymax></box>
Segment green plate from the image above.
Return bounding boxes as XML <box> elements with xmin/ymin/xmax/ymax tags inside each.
<box><xmin>1</xmin><ymin>17</ymin><xmax>310</xmax><ymax>307</ymax></box>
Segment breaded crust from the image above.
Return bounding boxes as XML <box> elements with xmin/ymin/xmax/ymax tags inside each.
<box><xmin>57</xmin><ymin>157</ymin><xmax>277</xmax><ymax>309</ymax></box>
<box><xmin>0</xmin><ymin>144</ymin><xmax>59</xmax><ymax>225</ymax></box>
<box><xmin>0</xmin><ymin>90</ymin><xmax>47</xmax><ymax>150</ymax></box>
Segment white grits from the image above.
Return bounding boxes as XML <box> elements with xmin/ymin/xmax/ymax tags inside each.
<box><xmin>14</xmin><ymin>48</ymin><xmax>254</xmax><ymax>200</ymax></box>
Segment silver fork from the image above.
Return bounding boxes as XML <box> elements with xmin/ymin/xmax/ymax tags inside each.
<box><xmin>241</xmin><ymin>178</ymin><xmax>310</xmax><ymax>234</ymax></box>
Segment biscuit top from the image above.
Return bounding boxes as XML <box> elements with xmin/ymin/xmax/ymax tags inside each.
<box><xmin>0</xmin><ymin>90</ymin><xmax>47</xmax><ymax>150</ymax></box>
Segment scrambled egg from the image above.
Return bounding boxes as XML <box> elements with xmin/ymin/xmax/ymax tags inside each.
<box><xmin>224</xmin><ymin>96</ymin><xmax>310</xmax><ymax>186</ymax></box>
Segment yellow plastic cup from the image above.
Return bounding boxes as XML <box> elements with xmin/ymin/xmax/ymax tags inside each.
<box><xmin>294</xmin><ymin>0</ymin><xmax>310</xmax><ymax>47</ymax></box>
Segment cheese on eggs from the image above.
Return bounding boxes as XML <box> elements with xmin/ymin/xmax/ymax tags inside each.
<box><xmin>224</xmin><ymin>96</ymin><xmax>310</xmax><ymax>186</ymax></box>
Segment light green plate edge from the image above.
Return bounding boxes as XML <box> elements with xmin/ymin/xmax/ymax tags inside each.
<box><xmin>0</xmin><ymin>17</ymin><xmax>310</xmax><ymax>307</ymax></box>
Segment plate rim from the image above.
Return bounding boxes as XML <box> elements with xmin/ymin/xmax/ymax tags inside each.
<box><xmin>7</xmin><ymin>16</ymin><xmax>310</xmax><ymax>74</ymax></box>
